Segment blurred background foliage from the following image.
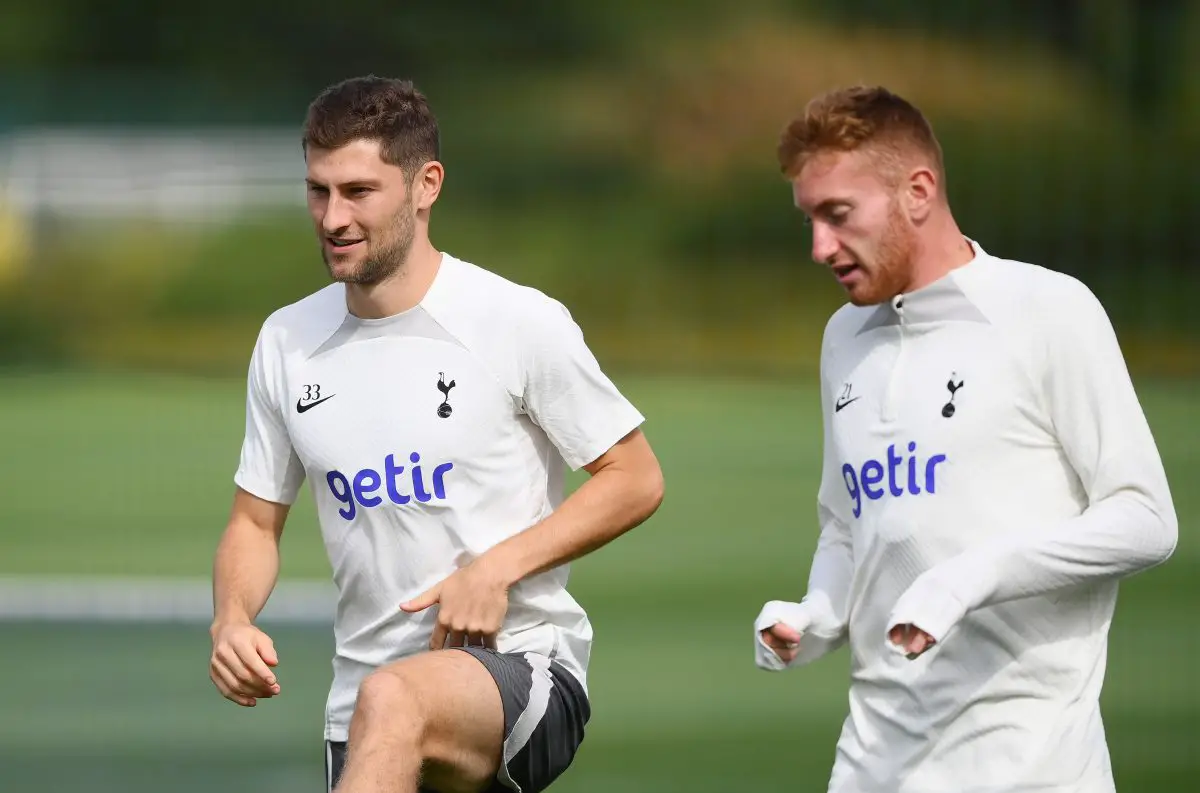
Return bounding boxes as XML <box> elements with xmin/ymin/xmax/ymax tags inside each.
<box><xmin>1</xmin><ymin>4</ymin><xmax>1196</xmax><ymax>792</ymax></box>
<box><xmin>1</xmin><ymin>0</ymin><xmax>1197</xmax><ymax>379</ymax></box>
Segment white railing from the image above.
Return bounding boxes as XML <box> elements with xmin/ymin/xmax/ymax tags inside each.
<box><xmin>0</xmin><ymin>126</ymin><xmax>307</xmax><ymax>223</ymax></box>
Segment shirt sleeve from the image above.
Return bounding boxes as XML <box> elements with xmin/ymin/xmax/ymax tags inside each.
<box><xmin>518</xmin><ymin>297</ymin><xmax>645</xmax><ymax>471</ymax></box>
<box><xmin>754</xmin><ymin>318</ymin><xmax>854</xmax><ymax>669</ymax></box>
<box><xmin>233</xmin><ymin>325</ymin><xmax>306</xmax><ymax>505</ymax></box>
<box><xmin>887</xmin><ymin>278</ymin><xmax>1177</xmax><ymax>642</ymax></box>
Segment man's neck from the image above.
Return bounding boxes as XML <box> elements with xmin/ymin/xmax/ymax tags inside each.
<box><xmin>345</xmin><ymin>241</ymin><xmax>443</xmax><ymax>320</ymax></box>
<box><xmin>906</xmin><ymin>218</ymin><xmax>976</xmax><ymax>293</ymax></box>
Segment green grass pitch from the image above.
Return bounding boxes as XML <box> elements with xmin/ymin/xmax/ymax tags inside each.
<box><xmin>0</xmin><ymin>370</ymin><xmax>1194</xmax><ymax>791</ymax></box>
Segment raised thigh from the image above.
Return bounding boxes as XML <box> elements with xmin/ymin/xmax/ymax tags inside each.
<box><xmin>456</xmin><ymin>648</ymin><xmax>591</xmax><ymax>793</ymax></box>
<box><xmin>330</xmin><ymin>648</ymin><xmax>591</xmax><ymax>793</ymax></box>
<box><xmin>347</xmin><ymin>648</ymin><xmax>506</xmax><ymax>793</ymax></box>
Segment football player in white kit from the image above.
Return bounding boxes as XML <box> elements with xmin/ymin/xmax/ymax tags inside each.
<box><xmin>753</xmin><ymin>86</ymin><xmax>1177</xmax><ymax>792</ymax></box>
<box><xmin>207</xmin><ymin>76</ymin><xmax>665</xmax><ymax>793</ymax></box>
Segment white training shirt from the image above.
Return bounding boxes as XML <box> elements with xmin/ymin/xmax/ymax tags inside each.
<box><xmin>234</xmin><ymin>252</ymin><xmax>645</xmax><ymax>742</ymax></box>
<box><xmin>754</xmin><ymin>240</ymin><xmax>1177</xmax><ymax>793</ymax></box>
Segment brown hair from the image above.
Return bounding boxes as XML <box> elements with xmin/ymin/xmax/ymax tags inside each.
<box><xmin>777</xmin><ymin>85</ymin><xmax>944</xmax><ymax>185</ymax></box>
<box><xmin>302</xmin><ymin>75</ymin><xmax>440</xmax><ymax>177</ymax></box>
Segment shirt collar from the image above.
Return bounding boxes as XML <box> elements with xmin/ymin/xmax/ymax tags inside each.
<box><xmin>857</xmin><ymin>238</ymin><xmax>991</xmax><ymax>333</ymax></box>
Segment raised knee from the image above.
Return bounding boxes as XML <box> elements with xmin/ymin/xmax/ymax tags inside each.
<box><xmin>353</xmin><ymin>668</ymin><xmax>425</xmax><ymax>743</ymax></box>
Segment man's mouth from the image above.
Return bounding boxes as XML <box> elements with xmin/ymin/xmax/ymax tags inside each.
<box><xmin>327</xmin><ymin>237</ymin><xmax>364</xmax><ymax>250</ymax></box>
<box><xmin>831</xmin><ymin>263</ymin><xmax>861</xmax><ymax>283</ymax></box>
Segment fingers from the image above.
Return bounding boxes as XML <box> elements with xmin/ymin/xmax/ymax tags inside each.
<box><xmin>429</xmin><ymin>621</ymin><xmax>448</xmax><ymax>652</ymax></box>
<box><xmin>769</xmin><ymin>622</ymin><xmax>802</xmax><ymax>646</ymax></box>
<box><xmin>431</xmin><ymin>617</ymin><xmax>500</xmax><ymax>651</ymax></box>
<box><xmin>762</xmin><ymin>643</ymin><xmax>798</xmax><ymax>663</ymax></box>
<box><xmin>888</xmin><ymin>623</ymin><xmax>936</xmax><ymax>659</ymax></box>
<box><xmin>210</xmin><ymin>627</ymin><xmax>281</xmax><ymax>706</ymax></box>
<box><xmin>400</xmin><ymin>583</ymin><xmax>442</xmax><ymax>614</ymax></box>
<box><xmin>769</xmin><ymin>643</ymin><xmax>798</xmax><ymax>663</ymax></box>
<box><xmin>437</xmin><ymin>626</ymin><xmax>498</xmax><ymax>650</ymax></box>
<box><xmin>210</xmin><ymin>658</ymin><xmax>257</xmax><ymax>706</ymax></box>
<box><xmin>463</xmin><ymin>630</ymin><xmax>497</xmax><ymax>650</ymax></box>
<box><xmin>753</xmin><ymin>601</ymin><xmax>815</xmax><ymax>669</ymax></box>
<box><xmin>908</xmin><ymin>630</ymin><xmax>934</xmax><ymax>657</ymax></box>
<box><xmin>255</xmin><ymin>633</ymin><xmax>280</xmax><ymax>668</ymax></box>
<box><xmin>240</xmin><ymin>642</ymin><xmax>280</xmax><ymax>692</ymax></box>
<box><xmin>412</xmin><ymin>573</ymin><xmax>508</xmax><ymax>651</ymax></box>
<box><xmin>760</xmin><ymin>624</ymin><xmax>801</xmax><ymax>664</ymax></box>
<box><xmin>407</xmin><ymin>584</ymin><xmax>445</xmax><ymax>650</ymax></box>
<box><xmin>761</xmin><ymin>624</ymin><xmax>800</xmax><ymax>650</ymax></box>
<box><xmin>216</xmin><ymin>645</ymin><xmax>266</xmax><ymax>693</ymax></box>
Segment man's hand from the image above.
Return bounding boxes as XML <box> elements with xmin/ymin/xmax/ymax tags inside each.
<box><xmin>759</xmin><ymin>622</ymin><xmax>803</xmax><ymax>664</ymax></box>
<box><xmin>887</xmin><ymin>566</ymin><xmax>967</xmax><ymax>660</ymax></box>
<box><xmin>209</xmin><ymin>621</ymin><xmax>281</xmax><ymax>707</ymax></box>
<box><xmin>400</xmin><ymin>558</ymin><xmax>512</xmax><ymax>651</ymax></box>
<box><xmin>888</xmin><ymin>623</ymin><xmax>936</xmax><ymax>659</ymax></box>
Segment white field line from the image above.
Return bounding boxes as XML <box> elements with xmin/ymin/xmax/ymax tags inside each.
<box><xmin>0</xmin><ymin>575</ymin><xmax>335</xmax><ymax>624</ymax></box>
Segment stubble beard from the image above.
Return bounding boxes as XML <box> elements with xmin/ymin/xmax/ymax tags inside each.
<box><xmin>852</xmin><ymin>202</ymin><xmax>918</xmax><ymax>306</ymax></box>
<box><xmin>323</xmin><ymin>205</ymin><xmax>417</xmax><ymax>287</ymax></box>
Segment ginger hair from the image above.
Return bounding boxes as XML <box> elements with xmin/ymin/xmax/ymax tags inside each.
<box><xmin>778</xmin><ymin>85</ymin><xmax>945</xmax><ymax>189</ymax></box>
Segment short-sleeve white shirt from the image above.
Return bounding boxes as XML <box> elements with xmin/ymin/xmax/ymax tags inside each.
<box><xmin>234</xmin><ymin>253</ymin><xmax>645</xmax><ymax>741</ymax></box>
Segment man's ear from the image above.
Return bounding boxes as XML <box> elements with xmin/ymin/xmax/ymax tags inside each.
<box><xmin>904</xmin><ymin>165</ymin><xmax>938</xmax><ymax>222</ymax></box>
<box><xmin>412</xmin><ymin>161</ymin><xmax>444</xmax><ymax>211</ymax></box>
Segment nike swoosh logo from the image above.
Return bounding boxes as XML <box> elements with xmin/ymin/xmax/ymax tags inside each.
<box><xmin>296</xmin><ymin>394</ymin><xmax>336</xmax><ymax>413</ymax></box>
<box><xmin>834</xmin><ymin>396</ymin><xmax>860</xmax><ymax>413</ymax></box>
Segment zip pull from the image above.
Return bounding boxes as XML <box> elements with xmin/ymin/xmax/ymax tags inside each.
<box><xmin>881</xmin><ymin>294</ymin><xmax>907</xmax><ymax>423</ymax></box>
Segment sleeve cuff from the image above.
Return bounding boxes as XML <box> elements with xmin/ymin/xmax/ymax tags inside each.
<box><xmin>233</xmin><ymin>471</ymin><xmax>299</xmax><ymax>506</ymax></box>
<box><xmin>565</xmin><ymin>407</ymin><xmax>646</xmax><ymax>471</ymax></box>
<box><xmin>754</xmin><ymin>600</ymin><xmax>812</xmax><ymax>671</ymax></box>
<box><xmin>753</xmin><ymin>597</ymin><xmax>846</xmax><ymax>671</ymax></box>
<box><xmin>885</xmin><ymin>578</ymin><xmax>970</xmax><ymax>647</ymax></box>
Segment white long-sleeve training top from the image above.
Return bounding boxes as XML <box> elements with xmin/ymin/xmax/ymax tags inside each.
<box><xmin>755</xmin><ymin>239</ymin><xmax>1177</xmax><ymax>793</ymax></box>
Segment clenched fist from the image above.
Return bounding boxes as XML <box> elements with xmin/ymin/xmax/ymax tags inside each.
<box><xmin>760</xmin><ymin>622</ymin><xmax>803</xmax><ymax>664</ymax></box>
<box><xmin>209</xmin><ymin>621</ymin><xmax>281</xmax><ymax>707</ymax></box>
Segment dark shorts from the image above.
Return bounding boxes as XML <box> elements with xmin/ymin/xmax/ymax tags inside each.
<box><xmin>325</xmin><ymin>647</ymin><xmax>591</xmax><ymax>793</ymax></box>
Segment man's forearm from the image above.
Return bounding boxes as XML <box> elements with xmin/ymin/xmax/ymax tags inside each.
<box><xmin>947</xmin><ymin>492</ymin><xmax>1175</xmax><ymax>611</ymax></box>
<box><xmin>485</xmin><ymin>466</ymin><xmax>663</xmax><ymax>585</ymax></box>
<box><xmin>891</xmin><ymin>491</ymin><xmax>1177</xmax><ymax>643</ymax></box>
<box><xmin>211</xmin><ymin>517</ymin><xmax>282</xmax><ymax>630</ymax></box>
<box><xmin>756</xmin><ymin>506</ymin><xmax>854</xmax><ymax>669</ymax></box>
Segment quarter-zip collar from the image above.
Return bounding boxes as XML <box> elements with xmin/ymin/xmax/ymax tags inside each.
<box><xmin>857</xmin><ymin>238</ymin><xmax>991</xmax><ymax>335</ymax></box>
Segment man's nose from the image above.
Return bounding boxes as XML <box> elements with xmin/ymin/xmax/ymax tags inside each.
<box><xmin>811</xmin><ymin>221</ymin><xmax>840</xmax><ymax>265</ymax></box>
<box><xmin>322</xmin><ymin>194</ymin><xmax>352</xmax><ymax>234</ymax></box>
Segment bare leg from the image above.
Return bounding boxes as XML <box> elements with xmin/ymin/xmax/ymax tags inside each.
<box><xmin>333</xmin><ymin>649</ymin><xmax>505</xmax><ymax>793</ymax></box>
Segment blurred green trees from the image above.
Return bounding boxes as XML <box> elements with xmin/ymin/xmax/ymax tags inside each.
<box><xmin>1</xmin><ymin>1</ymin><xmax>1195</xmax><ymax>377</ymax></box>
